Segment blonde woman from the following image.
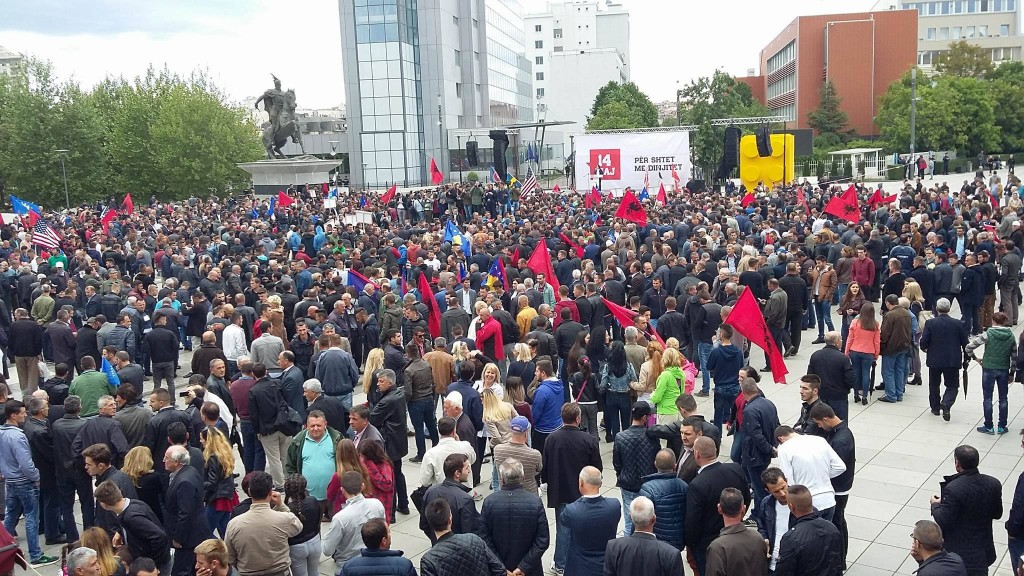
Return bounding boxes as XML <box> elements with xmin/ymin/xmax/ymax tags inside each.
<box><xmin>452</xmin><ymin>340</ymin><xmax>470</xmax><ymax>375</ymax></box>
<box><xmin>78</xmin><ymin>527</ymin><xmax>125</xmax><ymax>576</ymax></box>
<box><xmin>362</xmin><ymin>348</ymin><xmax>385</xmax><ymax>406</ymax></box>
<box><xmin>903</xmin><ymin>280</ymin><xmax>926</xmax><ymax>387</ymax></box>
<box><xmin>477</xmin><ymin>362</ymin><xmax>504</xmax><ymax>400</ymax></box>
<box><xmin>651</xmin><ymin>347</ymin><xmax>687</xmax><ymax>424</ymax></box>
<box><xmin>634</xmin><ymin>342</ymin><xmax>664</xmax><ymax>425</ymax></box>
<box><xmin>122</xmin><ymin>446</ymin><xmax>165</xmax><ymax>523</ymax></box>
<box><xmin>201</xmin><ymin>427</ymin><xmax>238</xmax><ymax>537</ymax></box>
<box><xmin>507</xmin><ymin>342</ymin><xmax>535</xmax><ymax>384</ymax></box>
<box><xmin>482</xmin><ymin>387</ymin><xmax>514</xmax><ymax>491</ymax></box>
<box><xmin>266</xmin><ymin>294</ymin><xmax>288</xmax><ymax>346</ymax></box>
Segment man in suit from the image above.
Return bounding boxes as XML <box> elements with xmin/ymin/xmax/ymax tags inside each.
<box><xmin>75</xmin><ymin>316</ymin><xmax>103</xmax><ymax>376</ymax></box>
<box><xmin>162</xmin><ymin>445</ymin><xmax>210</xmax><ymax>576</ymax></box>
<box><xmin>277</xmin><ymin>351</ymin><xmax>306</xmax><ymax>420</ymax></box>
<box><xmin>478</xmin><ymin>458</ymin><xmax>549</xmax><ymax>576</ymax></box>
<box><xmin>684</xmin><ymin>436</ymin><xmax>751</xmax><ymax>576</ymax></box>
<box><xmin>46</xmin><ymin>309</ymin><xmax>77</xmax><ymax>376</ymax></box>
<box><xmin>560</xmin><ymin>466</ymin><xmax>619</xmax><ymax>576</ymax></box>
<box><xmin>441</xmin><ymin>298</ymin><xmax>472</xmax><ymax>343</ymax></box>
<box><xmin>454</xmin><ymin>278</ymin><xmax>477</xmax><ymax>315</ymax></box>
<box><xmin>95</xmin><ymin>480</ymin><xmax>172</xmax><ymax>576</ymax></box>
<box><xmin>143</xmin><ymin>388</ymin><xmax>193</xmax><ymax>474</ymax></box>
<box><xmin>603</xmin><ymin>496</ymin><xmax>684</xmax><ymax>576</ymax></box>
<box><xmin>303</xmin><ymin>378</ymin><xmax>348</xmax><ymax>435</ymax></box>
<box><xmin>705</xmin><ymin>487</ymin><xmax>768</xmax><ymax>576</ymax></box>
<box><xmin>542</xmin><ymin>403</ymin><xmax>603</xmax><ymax>575</ymax></box>
<box><xmin>920</xmin><ymin>297</ymin><xmax>968</xmax><ymax>420</ymax></box>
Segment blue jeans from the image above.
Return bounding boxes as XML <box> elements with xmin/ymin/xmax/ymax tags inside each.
<box><xmin>981</xmin><ymin>368</ymin><xmax>1009</xmax><ymax>428</ymax></box>
<box><xmin>881</xmin><ymin>353</ymin><xmax>907</xmax><ymax>401</ymax></box>
<box><xmin>804</xmin><ymin>302</ymin><xmax>816</xmax><ymax>329</ymax></box>
<box><xmin>5</xmin><ymin>482</ymin><xmax>41</xmax><ymax>560</ymax></box>
<box><xmin>850</xmin><ymin>351</ymin><xmax>874</xmax><ymax>398</ymax></box>
<box><xmin>712</xmin><ymin>389</ymin><xmax>738</xmax><ymax>431</ymax></box>
<box><xmin>620</xmin><ymin>489</ymin><xmax>639</xmax><ymax>535</ymax></box>
<box><xmin>814</xmin><ymin>299</ymin><xmax>834</xmax><ymax>337</ymax></box>
<box><xmin>206</xmin><ymin>507</ymin><xmax>230</xmax><ymax>539</ymax></box>
<box><xmin>326</xmin><ymin>392</ymin><xmax>353</xmax><ymax>411</ymax></box>
<box><xmin>1010</xmin><ymin>536</ymin><xmax>1024</xmax><ymax>575</ymax></box>
<box><xmin>240</xmin><ymin>421</ymin><xmax>266</xmax><ymax>474</ymax></box>
<box><xmin>604</xmin><ymin>391</ymin><xmax>631</xmax><ymax>438</ymax></box>
<box><xmin>554</xmin><ymin>503</ymin><xmax>570</xmax><ymax>570</ymax></box>
<box><xmin>698</xmin><ymin>342</ymin><xmax>713</xmax><ymax>393</ymax></box>
<box><xmin>407</xmin><ymin>397</ymin><xmax>439</xmax><ymax>458</ymax></box>
<box><xmin>835</xmin><ymin>283</ymin><xmax>848</xmax><ymax>306</ymax></box>
<box><xmin>730</xmin><ymin>431</ymin><xmax>744</xmax><ymax>464</ymax></box>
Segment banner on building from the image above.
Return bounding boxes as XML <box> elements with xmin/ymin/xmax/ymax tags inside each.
<box><xmin>573</xmin><ymin>132</ymin><xmax>691</xmax><ymax>192</ymax></box>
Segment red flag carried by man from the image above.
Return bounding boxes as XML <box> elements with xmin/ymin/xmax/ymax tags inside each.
<box><xmin>276</xmin><ymin>190</ymin><xmax>295</xmax><ymax>208</ymax></box>
<box><xmin>656</xmin><ymin>182</ymin><xmax>667</xmax><ymax>206</ymax></box>
<box><xmin>417</xmin><ymin>272</ymin><xmax>442</xmax><ymax>338</ymax></box>
<box><xmin>601</xmin><ymin>298</ymin><xmax>665</xmax><ymax>346</ymax></box>
<box><xmin>430</xmin><ymin>158</ymin><xmax>444</xmax><ymax>185</ymax></box>
<box><xmin>615</xmin><ymin>190</ymin><xmax>648</xmax><ymax>227</ymax></box>
<box><xmin>559</xmin><ymin>232</ymin><xmax>585</xmax><ymax>259</ymax></box>
<box><xmin>100</xmin><ymin>208</ymin><xmax>117</xmax><ymax>233</ymax></box>
<box><xmin>824</xmin><ymin>185</ymin><xmax>860</xmax><ymax>223</ymax></box>
<box><xmin>796</xmin><ymin>187</ymin><xmax>809</xmax><ymax>214</ymax></box>
<box><xmin>380</xmin><ymin>183</ymin><xmax>397</xmax><ymax>204</ymax></box>
<box><xmin>526</xmin><ymin>244</ymin><xmax>560</xmax><ymax>299</ymax></box>
<box><xmin>121</xmin><ymin>193</ymin><xmax>134</xmax><ymax>215</ymax></box>
<box><xmin>867</xmin><ymin>188</ymin><xmax>897</xmax><ymax>207</ymax></box>
<box><xmin>741</xmin><ymin>192</ymin><xmax>756</xmax><ymax>208</ymax></box>
<box><xmin>585</xmin><ymin>186</ymin><xmax>601</xmax><ymax>209</ymax></box>
<box><xmin>671</xmin><ymin>168</ymin><xmax>681</xmax><ymax>190</ymax></box>
<box><xmin>725</xmin><ymin>288</ymin><xmax>788</xmax><ymax>384</ymax></box>
<box><xmin>510</xmin><ymin>247</ymin><xmax>520</xmax><ymax>265</ymax></box>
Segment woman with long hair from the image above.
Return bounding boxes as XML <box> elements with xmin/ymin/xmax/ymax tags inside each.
<box><xmin>651</xmin><ymin>347</ymin><xmax>686</xmax><ymax>424</ymax></box>
<box><xmin>358</xmin><ymin>440</ymin><xmax>395</xmax><ymax>523</ymax></box>
<box><xmin>845</xmin><ymin>302</ymin><xmax>880</xmax><ymax>405</ymax></box>
<box><xmin>903</xmin><ymin>280</ymin><xmax>926</xmax><ymax>387</ymax></box>
<box><xmin>507</xmin><ymin>343</ymin><xmax>536</xmax><ymax>385</ymax></box>
<box><xmin>200</xmin><ymin>427</ymin><xmax>239</xmax><ymax>538</ymax></box>
<box><xmin>482</xmin><ymin>387</ymin><xmax>515</xmax><ymax>490</ymax></box>
<box><xmin>568</xmin><ymin>357</ymin><xmax>600</xmax><ymax>439</ymax></box>
<box><xmin>503</xmin><ymin>376</ymin><xmax>533</xmax><ymax>422</ymax></box>
<box><xmin>635</xmin><ymin>341</ymin><xmax>664</xmax><ymax>404</ymax></box>
<box><xmin>266</xmin><ymin>294</ymin><xmax>289</xmax><ymax>347</ymax></box>
<box><xmin>452</xmin><ymin>341</ymin><xmax>470</xmax><ymax>375</ymax></box>
<box><xmin>362</xmin><ymin>348</ymin><xmax>385</xmax><ymax>406</ymax></box>
<box><xmin>325</xmin><ymin>439</ymin><xmax>371</xmax><ymax>515</ymax></box>
<box><xmin>283</xmin><ymin>474</ymin><xmax>322</xmax><ymax>576</ymax></box>
<box><xmin>835</xmin><ymin>245</ymin><xmax>855</xmax><ymax>305</ymax></box>
<box><xmin>838</xmin><ymin>281</ymin><xmax>866</xmax><ymax>351</ymax></box>
<box><xmin>566</xmin><ymin>332</ymin><xmax>589</xmax><ymax>384</ymax></box>
<box><xmin>122</xmin><ymin>446</ymin><xmax>165</xmax><ymax>524</ymax></box>
<box><xmin>601</xmin><ymin>341</ymin><xmax>636</xmax><ymax>439</ymax></box>
<box><xmin>76</xmin><ymin>527</ymin><xmax>125</xmax><ymax>576</ymax></box>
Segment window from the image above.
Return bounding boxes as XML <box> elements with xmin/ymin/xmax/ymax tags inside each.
<box><xmin>536</xmin><ymin>72</ymin><xmax>544</xmax><ymax>80</ymax></box>
<box><xmin>535</xmin><ymin>56</ymin><xmax>544</xmax><ymax>65</ymax></box>
<box><xmin>475</xmin><ymin>83</ymin><xmax>481</xmax><ymax>92</ymax></box>
<box><xmin>553</xmin><ymin>28</ymin><xmax>562</xmax><ymax>38</ymax></box>
<box><xmin>1001</xmin><ymin>24</ymin><xmax>1010</xmax><ymax>35</ymax></box>
<box><xmin>455</xmin><ymin>83</ymin><xmax>462</xmax><ymax>98</ymax></box>
<box><xmin>535</xmin><ymin>40</ymin><xmax>543</xmax><ymax>48</ymax></box>
<box><xmin>454</xmin><ymin>49</ymin><xmax>461</xmax><ymax>61</ymax></box>
<box><xmin>952</xmin><ymin>26</ymin><xmax>962</xmax><ymax>38</ymax></box>
<box><xmin>536</xmin><ymin>88</ymin><xmax>545</xmax><ymax>98</ymax></box>
<box><xmin>966</xmin><ymin>25</ymin><xmax>975</xmax><ymax>37</ymax></box>
<box><xmin>979</xmin><ymin>24</ymin><xmax>988</xmax><ymax>35</ymax></box>
<box><xmin>939</xmin><ymin>27</ymin><xmax>949</xmax><ymax>39</ymax></box>
<box><xmin>453</xmin><ymin>15</ymin><xmax>459</xmax><ymax>25</ymax></box>
<box><xmin>942</xmin><ymin>0</ymin><xmax>950</xmax><ymax>11</ymax></box>
<box><xmin>535</xmin><ymin>24</ymin><xmax>542</xmax><ymax>32</ymax></box>
<box><xmin>996</xmin><ymin>0</ymin><xmax>1003</xmax><ymax>8</ymax></box>
<box><xmin>927</xmin><ymin>27</ymin><xmax>936</xmax><ymax>39</ymax></box>
<box><xmin>553</xmin><ymin>46</ymin><xmax>563</xmax><ymax>52</ymax></box>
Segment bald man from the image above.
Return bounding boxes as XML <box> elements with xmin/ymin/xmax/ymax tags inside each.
<box><xmin>684</xmin><ymin>436</ymin><xmax>751</xmax><ymax>576</ymax></box>
<box><xmin>773</xmin><ymin>484</ymin><xmax>844</xmax><ymax>576</ymax></box>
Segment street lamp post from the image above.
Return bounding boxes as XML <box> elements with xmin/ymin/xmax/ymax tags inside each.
<box><xmin>909</xmin><ymin>67</ymin><xmax>917</xmax><ymax>157</ymax></box>
<box><xmin>361</xmin><ymin>162</ymin><xmax>368</xmax><ymax>191</ymax></box>
<box><xmin>676</xmin><ymin>81</ymin><xmax>682</xmax><ymax>126</ymax></box>
<box><xmin>54</xmin><ymin>149</ymin><xmax>70</xmax><ymax>210</ymax></box>
<box><xmin>457</xmin><ymin>135</ymin><xmax>463</xmax><ymax>183</ymax></box>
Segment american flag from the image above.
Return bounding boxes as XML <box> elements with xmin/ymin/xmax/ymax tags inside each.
<box><xmin>520</xmin><ymin>170</ymin><xmax>540</xmax><ymax>199</ymax></box>
<box><xmin>31</xmin><ymin>219</ymin><xmax>62</xmax><ymax>250</ymax></box>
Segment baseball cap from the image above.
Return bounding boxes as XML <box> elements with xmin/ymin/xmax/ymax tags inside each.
<box><xmin>510</xmin><ymin>416</ymin><xmax>530</xmax><ymax>433</ymax></box>
<box><xmin>631</xmin><ymin>401</ymin><xmax>652</xmax><ymax>421</ymax></box>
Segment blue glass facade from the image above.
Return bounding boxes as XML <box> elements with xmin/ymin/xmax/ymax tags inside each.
<box><xmin>486</xmin><ymin>0</ymin><xmax>534</xmax><ymax>125</ymax></box>
<box><xmin>352</xmin><ymin>0</ymin><xmax>424</xmax><ymax>186</ymax></box>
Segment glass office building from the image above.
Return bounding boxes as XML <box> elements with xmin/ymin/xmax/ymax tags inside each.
<box><xmin>339</xmin><ymin>0</ymin><xmax>533</xmax><ymax>188</ymax></box>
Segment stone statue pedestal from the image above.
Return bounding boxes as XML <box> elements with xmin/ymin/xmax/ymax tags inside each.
<box><xmin>237</xmin><ymin>156</ymin><xmax>342</xmax><ymax>196</ymax></box>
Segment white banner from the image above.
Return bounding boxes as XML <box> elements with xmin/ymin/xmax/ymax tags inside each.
<box><xmin>574</xmin><ymin>132</ymin><xmax>691</xmax><ymax>192</ymax></box>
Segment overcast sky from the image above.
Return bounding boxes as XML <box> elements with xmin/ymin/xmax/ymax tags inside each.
<box><xmin>2</xmin><ymin>0</ymin><xmax>874</xmax><ymax>109</ymax></box>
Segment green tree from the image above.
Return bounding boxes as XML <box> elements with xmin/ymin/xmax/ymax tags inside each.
<box><xmin>677</xmin><ymin>71</ymin><xmax>769</xmax><ymax>180</ymax></box>
<box><xmin>934</xmin><ymin>40</ymin><xmax>994</xmax><ymax>78</ymax></box>
<box><xmin>0</xmin><ymin>58</ymin><xmax>111</xmax><ymax>208</ymax></box>
<box><xmin>988</xmin><ymin>61</ymin><xmax>1024</xmax><ymax>151</ymax></box>
<box><xmin>807</xmin><ymin>80</ymin><xmax>849</xmax><ymax>145</ymax></box>
<box><xmin>876</xmin><ymin>70</ymin><xmax>998</xmax><ymax>154</ymax></box>
<box><xmin>586</xmin><ymin>82</ymin><xmax>659</xmax><ymax>130</ymax></box>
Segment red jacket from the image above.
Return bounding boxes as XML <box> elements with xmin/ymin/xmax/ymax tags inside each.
<box><xmin>851</xmin><ymin>256</ymin><xmax>875</xmax><ymax>287</ymax></box>
<box><xmin>553</xmin><ymin>300</ymin><xmax>580</xmax><ymax>328</ymax></box>
<box><xmin>475</xmin><ymin>315</ymin><xmax>505</xmax><ymax>360</ymax></box>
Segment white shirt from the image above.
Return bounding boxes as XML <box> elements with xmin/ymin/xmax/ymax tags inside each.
<box><xmin>770</xmin><ymin>500</ymin><xmax>790</xmax><ymax>570</ymax></box>
<box><xmin>222</xmin><ymin>324</ymin><xmax>248</xmax><ymax>361</ymax></box>
<box><xmin>777</xmin><ymin>434</ymin><xmax>847</xmax><ymax>511</ymax></box>
<box><xmin>322</xmin><ymin>495</ymin><xmax>385</xmax><ymax>571</ymax></box>
<box><xmin>418</xmin><ymin>437</ymin><xmax>477</xmax><ymax>487</ymax></box>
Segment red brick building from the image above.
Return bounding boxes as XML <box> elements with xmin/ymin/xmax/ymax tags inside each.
<box><xmin>740</xmin><ymin>10</ymin><xmax>918</xmax><ymax>136</ymax></box>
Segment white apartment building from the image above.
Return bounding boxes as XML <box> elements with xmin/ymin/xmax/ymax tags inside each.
<box><xmin>525</xmin><ymin>1</ymin><xmax>629</xmax><ymax>134</ymax></box>
<box><xmin>874</xmin><ymin>0</ymin><xmax>1023</xmax><ymax>66</ymax></box>
<box><xmin>0</xmin><ymin>46</ymin><xmax>23</xmax><ymax>76</ymax></box>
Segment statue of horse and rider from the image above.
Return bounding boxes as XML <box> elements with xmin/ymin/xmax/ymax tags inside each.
<box><xmin>255</xmin><ymin>75</ymin><xmax>305</xmax><ymax>159</ymax></box>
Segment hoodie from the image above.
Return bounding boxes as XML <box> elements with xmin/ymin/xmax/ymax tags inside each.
<box><xmin>706</xmin><ymin>343</ymin><xmax>744</xmax><ymax>395</ymax></box>
<box><xmin>532</xmin><ymin>377</ymin><xmax>565</xmax><ymax>434</ymax></box>
<box><xmin>651</xmin><ymin>365</ymin><xmax>686</xmax><ymax>415</ymax></box>
<box><xmin>0</xmin><ymin>424</ymin><xmax>40</xmax><ymax>484</ymax></box>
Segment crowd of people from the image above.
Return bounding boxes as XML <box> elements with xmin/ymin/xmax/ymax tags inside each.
<box><xmin>0</xmin><ymin>165</ymin><xmax>1024</xmax><ymax>576</ymax></box>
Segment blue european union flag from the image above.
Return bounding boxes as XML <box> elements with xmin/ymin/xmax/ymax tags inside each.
<box><xmin>101</xmin><ymin>357</ymin><xmax>120</xmax><ymax>387</ymax></box>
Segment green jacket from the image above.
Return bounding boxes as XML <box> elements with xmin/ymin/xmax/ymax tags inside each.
<box><xmin>651</xmin><ymin>365</ymin><xmax>686</xmax><ymax>415</ymax></box>
<box><xmin>69</xmin><ymin>370</ymin><xmax>117</xmax><ymax>417</ymax></box>
<box><xmin>966</xmin><ymin>326</ymin><xmax>1018</xmax><ymax>370</ymax></box>
<box><xmin>284</xmin><ymin>426</ymin><xmax>343</xmax><ymax>476</ymax></box>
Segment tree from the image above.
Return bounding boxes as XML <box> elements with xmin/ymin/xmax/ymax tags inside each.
<box><xmin>934</xmin><ymin>40</ymin><xmax>994</xmax><ymax>78</ymax></box>
<box><xmin>586</xmin><ymin>82</ymin><xmax>659</xmax><ymax>130</ymax></box>
<box><xmin>807</xmin><ymin>80</ymin><xmax>849</xmax><ymax>145</ymax></box>
<box><xmin>987</xmin><ymin>61</ymin><xmax>1024</xmax><ymax>151</ymax></box>
<box><xmin>677</xmin><ymin>71</ymin><xmax>769</xmax><ymax>180</ymax></box>
<box><xmin>876</xmin><ymin>69</ymin><xmax>998</xmax><ymax>154</ymax></box>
